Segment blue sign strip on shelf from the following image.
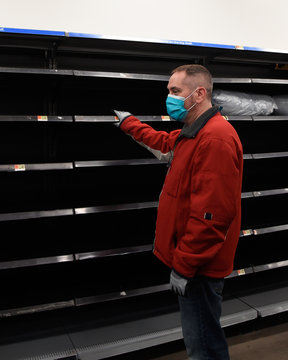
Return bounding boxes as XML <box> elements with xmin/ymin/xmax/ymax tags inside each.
<box><xmin>1</xmin><ymin>26</ymin><xmax>288</xmax><ymax>54</ymax></box>
<box><xmin>68</xmin><ymin>32</ymin><xmax>242</xmax><ymax>50</ymax></box>
<box><xmin>68</xmin><ymin>32</ymin><xmax>102</xmax><ymax>39</ymax></box>
<box><xmin>0</xmin><ymin>26</ymin><xmax>66</xmax><ymax>37</ymax></box>
<box><xmin>67</xmin><ymin>32</ymin><xmax>288</xmax><ymax>54</ymax></box>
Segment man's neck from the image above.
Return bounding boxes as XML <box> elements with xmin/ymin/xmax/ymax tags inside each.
<box><xmin>185</xmin><ymin>102</ymin><xmax>212</xmax><ymax>126</ymax></box>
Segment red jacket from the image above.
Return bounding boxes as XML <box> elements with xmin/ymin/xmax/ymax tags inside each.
<box><xmin>120</xmin><ymin>106</ymin><xmax>243</xmax><ymax>278</ymax></box>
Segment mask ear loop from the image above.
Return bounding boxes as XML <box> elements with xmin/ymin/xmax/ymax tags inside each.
<box><xmin>185</xmin><ymin>87</ymin><xmax>199</xmax><ymax>111</ymax></box>
<box><xmin>184</xmin><ymin>87</ymin><xmax>199</xmax><ymax>101</ymax></box>
<box><xmin>187</xmin><ymin>102</ymin><xmax>197</xmax><ymax>111</ymax></box>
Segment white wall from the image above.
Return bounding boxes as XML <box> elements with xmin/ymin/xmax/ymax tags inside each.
<box><xmin>0</xmin><ymin>0</ymin><xmax>287</xmax><ymax>53</ymax></box>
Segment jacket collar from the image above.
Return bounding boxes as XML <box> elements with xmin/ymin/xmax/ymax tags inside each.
<box><xmin>180</xmin><ymin>105</ymin><xmax>220</xmax><ymax>139</ymax></box>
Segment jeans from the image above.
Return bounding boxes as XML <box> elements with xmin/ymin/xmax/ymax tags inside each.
<box><xmin>178</xmin><ymin>276</ymin><xmax>230</xmax><ymax>360</ymax></box>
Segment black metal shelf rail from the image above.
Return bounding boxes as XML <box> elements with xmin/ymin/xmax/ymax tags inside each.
<box><xmin>1</xmin><ymin>114</ymin><xmax>288</xmax><ymax>123</ymax></box>
<box><xmin>1</xmin><ymin>65</ymin><xmax>288</xmax><ymax>84</ymax></box>
<box><xmin>0</xmin><ymin>115</ymin><xmax>73</xmax><ymax>122</ymax></box>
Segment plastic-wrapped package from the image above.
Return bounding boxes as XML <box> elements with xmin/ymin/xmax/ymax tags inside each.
<box><xmin>273</xmin><ymin>95</ymin><xmax>288</xmax><ymax>115</ymax></box>
<box><xmin>212</xmin><ymin>89</ymin><xmax>277</xmax><ymax>116</ymax></box>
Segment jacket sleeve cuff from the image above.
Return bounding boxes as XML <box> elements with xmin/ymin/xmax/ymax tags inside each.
<box><xmin>173</xmin><ymin>267</ymin><xmax>197</xmax><ymax>279</ymax></box>
<box><xmin>119</xmin><ymin>115</ymin><xmax>138</xmax><ymax>131</ymax></box>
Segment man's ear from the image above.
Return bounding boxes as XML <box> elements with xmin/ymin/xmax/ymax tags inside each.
<box><xmin>196</xmin><ymin>87</ymin><xmax>207</xmax><ymax>102</ymax></box>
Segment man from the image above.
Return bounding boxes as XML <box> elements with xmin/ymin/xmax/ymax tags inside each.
<box><xmin>113</xmin><ymin>64</ymin><xmax>243</xmax><ymax>360</ymax></box>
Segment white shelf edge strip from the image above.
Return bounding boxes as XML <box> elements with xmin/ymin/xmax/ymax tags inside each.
<box><xmin>0</xmin><ymin>255</ymin><xmax>74</xmax><ymax>270</ymax></box>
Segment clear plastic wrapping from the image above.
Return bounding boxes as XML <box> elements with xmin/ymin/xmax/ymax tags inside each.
<box><xmin>212</xmin><ymin>89</ymin><xmax>277</xmax><ymax>116</ymax></box>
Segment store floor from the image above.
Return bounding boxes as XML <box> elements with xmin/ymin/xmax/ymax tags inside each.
<box><xmin>111</xmin><ymin>322</ymin><xmax>288</xmax><ymax>360</ymax></box>
<box><xmin>227</xmin><ymin>322</ymin><xmax>288</xmax><ymax>360</ymax></box>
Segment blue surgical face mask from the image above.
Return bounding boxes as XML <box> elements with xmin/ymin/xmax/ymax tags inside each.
<box><xmin>166</xmin><ymin>88</ymin><xmax>198</xmax><ymax>122</ymax></box>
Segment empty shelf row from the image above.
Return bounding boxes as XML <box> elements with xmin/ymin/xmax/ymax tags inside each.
<box><xmin>0</xmin><ymin>164</ymin><xmax>287</xmax><ymax>213</ymax></box>
<box><xmin>1</xmin><ymin>114</ymin><xmax>288</xmax><ymax>122</ymax></box>
<box><xmin>0</xmin><ymin>213</ymin><xmax>287</xmax><ymax>270</ymax></box>
<box><xmin>0</xmin><ymin>251</ymin><xmax>286</xmax><ymax>316</ymax></box>
<box><xmin>1</xmin><ymin>119</ymin><xmax>288</xmax><ymax>161</ymax></box>
<box><xmin>0</xmin><ymin>176</ymin><xmax>286</xmax><ymax>218</ymax></box>
<box><xmin>0</xmin><ymin>149</ymin><xmax>288</xmax><ymax>169</ymax></box>
<box><xmin>1</xmin><ymin>66</ymin><xmax>288</xmax><ymax>85</ymax></box>
<box><xmin>0</xmin><ymin>288</ymin><xmax>287</xmax><ymax>360</ymax></box>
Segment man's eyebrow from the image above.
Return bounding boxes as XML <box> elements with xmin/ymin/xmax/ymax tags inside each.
<box><xmin>168</xmin><ymin>86</ymin><xmax>181</xmax><ymax>91</ymax></box>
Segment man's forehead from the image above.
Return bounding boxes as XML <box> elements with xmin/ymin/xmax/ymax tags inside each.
<box><xmin>167</xmin><ymin>71</ymin><xmax>193</xmax><ymax>89</ymax></box>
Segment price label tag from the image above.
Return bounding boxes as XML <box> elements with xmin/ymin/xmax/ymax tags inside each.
<box><xmin>242</xmin><ymin>229</ymin><xmax>253</xmax><ymax>236</ymax></box>
<box><xmin>37</xmin><ymin>115</ymin><xmax>48</xmax><ymax>121</ymax></box>
<box><xmin>237</xmin><ymin>269</ymin><xmax>246</xmax><ymax>276</ymax></box>
<box><xmin>14</xmin><ymin>164</ymin><xmax>26</xmax><ymax>171</ymax></box>
<box><xmin>161</xmin><ymin>116</ymin><xmax>171</xmax><ymax>121</ymax></box>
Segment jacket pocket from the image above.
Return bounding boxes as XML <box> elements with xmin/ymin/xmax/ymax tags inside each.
<box><xmin>164</xmin><ymin>170</ymin><xmax>181</xmax><ymax>198</ymax></box>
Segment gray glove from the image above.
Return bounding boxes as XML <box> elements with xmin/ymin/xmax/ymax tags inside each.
<box><xmin>113</xmin><ymin>110</ymin><xmax>132</xmax><ymax>127</ymax></box>
<box><xmin>170</xmin><ymin>270</ymin><xmax>188</xmax><ymax>297</ymax></box>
